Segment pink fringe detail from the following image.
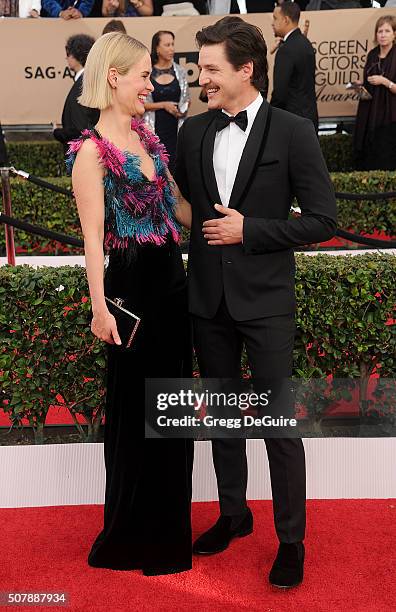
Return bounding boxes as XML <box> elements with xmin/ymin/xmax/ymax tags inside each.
<box><xmin>131</xmin><ymin>118</ymin><xmax>170</xmax><ymax>165</ymax></box>
<box><xmin>68</xmin><ymin>122</ymin><xmax>180</xmax><ymax>250</ymax></box>
<box><xmin>67</xmin><ymin>139</ymin><xmax>83</xmax><ymax>155</ymax></box>
<box><xmin>67</xmin><ymin>130</ymin><xmax>126</xmax><ymax>178</ymax></box>
<box><xmin>87</xmin><ymin>131</ymin><xmax>126</xmax><ymax>178</ymax></box>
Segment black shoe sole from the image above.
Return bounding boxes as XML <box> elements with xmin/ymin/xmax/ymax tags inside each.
<box><xmin>269</xmin><ymin>579</ymin><xmax>303</xmax><ymax>589</ymax></box>
<box><xmin>192</xmin><ymin>526</ymin><xmax>254</xmax><ymax>556</ymax></box>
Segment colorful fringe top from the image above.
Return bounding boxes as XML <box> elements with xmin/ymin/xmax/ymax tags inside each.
<box><xmin>66</xmin><ymin>118</ymin><xmax>181</xmax><ymax>255</ymax></box>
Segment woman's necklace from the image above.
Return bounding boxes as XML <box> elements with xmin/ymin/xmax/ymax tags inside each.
<box><xmin>154</xmin><ymin>65</ymin><xmax>174</xmax><ymax>75</ymax></box>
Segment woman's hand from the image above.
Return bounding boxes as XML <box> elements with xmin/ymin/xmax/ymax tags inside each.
<box><xmin>367</xmin><ymin>75</ymin><xmax>387</xmax><ymax>87</ymax></box>
<box><xmin>162</xmin><ymin>102</ymin><xmax>182</xmax><ymax>118</ymax></box>
<box><xmin>91</xmin><ymin>309</ymin><xmax>122</xmax><ymax>345</ymax></box>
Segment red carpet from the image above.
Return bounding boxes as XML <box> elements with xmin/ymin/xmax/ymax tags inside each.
<box><xmin>0</xmin><ymin>500</ymin><xmax>395</xmax><ymax>611</ymax></box>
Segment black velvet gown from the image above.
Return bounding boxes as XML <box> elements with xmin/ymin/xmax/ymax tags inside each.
<box><xmin>88</xmin><ymin>240</ymin><xmax>193</xmax><ymax>576</ymax></box>
<box><xmin>66</xmin><ymin>122</ymin><xmax>194</xmax><ymax>577</ymax></box>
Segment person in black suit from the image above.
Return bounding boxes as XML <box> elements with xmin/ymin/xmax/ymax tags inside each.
<box><xmin>246</xmin><ymin>0</ymin><xmax>275</xmax><ymax>11</ymax></box>
<box><xmin>53</xmin><ymin>35</ymin><xmax>99</xmax><ymax>153</ymax></box>
<box><xmin>271</xmin><ymin>2</ymin><xmax>319</xmax><ymax>132</ymax></box>
<box><xmin>174</xmin><ymin>16</ymin><xmax>336</xmax><ymax>588</ymax></box>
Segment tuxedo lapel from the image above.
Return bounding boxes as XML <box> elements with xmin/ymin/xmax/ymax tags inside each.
<box><xmin>200</xmin><ymin>112</ymin><xmax>222</xmax><ymax>206</ymax></box>
<box><xmin>228</xmin><ymin>100</ymin><xmax>271</xmax><ymax>210</ymax></box>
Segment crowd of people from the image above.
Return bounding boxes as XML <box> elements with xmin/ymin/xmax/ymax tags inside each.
<box><xmin>66</xmin><ymin>11</ymin><xmax>337</xmax><ymax>586</ymax></box>
<box><xmin>52</xmin><ymin>4</ymin><xmax>396</xmax><ymax>171</ymax></box>
<box><xmin>1</xmin><ymin>0</ymin><xmax>395</xmax><ymax>19</ymax></box>
<box><xmin>52</xmin><ymin>21</ymin><xmax>192</xmax><ymax>173</ymax></box>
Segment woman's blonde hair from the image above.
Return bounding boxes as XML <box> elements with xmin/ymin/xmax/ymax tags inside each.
<box><xmin>79</xmin><ymin>32</ymin><xmax>148</xmax><ymax>110</ymax></box>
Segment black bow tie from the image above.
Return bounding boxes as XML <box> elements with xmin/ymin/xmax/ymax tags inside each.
<box><xmin>216</xmin><ymin>110</ymin><xmax>248</xmax><ymax>133</ymax></box>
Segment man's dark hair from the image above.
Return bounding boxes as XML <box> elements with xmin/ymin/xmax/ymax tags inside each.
<box><xmin>102</xmin><ymin>20</ymin><xmax>127</xmax><ymax>36</ymax></box>
<box><xmin>65</xmin><ymin>34</ymin><xmax>96</xmax><ymax>67</ymax></box>
<box><xmin>151</xmin><ymin>31</ymin><xmax>175</xmax><ymax>65</ymax></box>
<box><xmin>195</xmin><ymin>16</ymin><xmax>268</xmax><ymax>93</ymax></box>
<box><xmin>278</xmin><ymin>1</ymin><xmax>300</xmax><ymax>24</ymax></box>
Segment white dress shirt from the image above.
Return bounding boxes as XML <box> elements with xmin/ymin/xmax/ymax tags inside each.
<box><xmin>74</xmin><ymin>68</ymin><xmax>84</xmax><ymax>83</ymax></box>
<box><xmin>18</xmin><ymin>0</ymin><xmax>41</xmax><ymax>17</ymax></box>
<box><xmin>213</xmin><ymin>93</ymin><xmax>263</xmax><ymax>207</ymax></box>
<box><xmin>209</xmin><ymin>0</ymin><xmax>247</xmax><ymax>13</ymax></box>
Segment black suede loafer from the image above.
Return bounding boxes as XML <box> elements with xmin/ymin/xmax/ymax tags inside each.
<box><xmin>269</xmin><ymin>542</ymin><xmax>305</xmax><ymax>588</ymax></box>
<box><xmin>193</xmin><ymin>508</ymin><xmax>253</xmax><ymax>555</ymax></box>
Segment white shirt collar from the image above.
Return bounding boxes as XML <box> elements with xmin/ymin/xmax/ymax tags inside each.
<box><xmin>283</xmin><ymin>27</ymin><xmax>299</xmax><ymax>43</ymax></box>
<box><xmin>74</xmin><ymin>68</ymin><xmax>84</xmax><ymax>82</ymax></box>
<box><xmin>222</xmin><ymin>92</ymin><xmax>263</xmax><ymax>135</ymax></box>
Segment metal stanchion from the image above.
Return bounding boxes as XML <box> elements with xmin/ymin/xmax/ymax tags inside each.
<box><xmin>1</xmin><ymin>167</ymin><xmax>16</xmax><ymax>266</ymax></box>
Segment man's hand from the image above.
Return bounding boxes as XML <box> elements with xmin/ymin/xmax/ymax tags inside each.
<box><xmin>59</xmin><ymin>8</ymin><xmax>73</xmax><ymax>18</ymax></box>
<box><xmin>202</xmin><ymin>203</ymin><xmax>244</xmax><ymax>245</ymax></box>
<box><xmin>70</xmin><ymin>7</ymin><xmax>83</xmax><ymax>18</ymax></box>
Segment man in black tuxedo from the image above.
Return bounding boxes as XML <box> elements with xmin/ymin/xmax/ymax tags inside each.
<box><xmin>53</xmin><ymin>35</ymin><xmax>99</xmax><ymax>153</ymax></box>
<box><xmin>175</xmin><ymin>16</ymin><xmax>336</xmax><ymax>588</ymax></box>
<box><xmin>271</xmin><ymin>2</ymin><xmax>319</xmax><ymax>131</ymax></box>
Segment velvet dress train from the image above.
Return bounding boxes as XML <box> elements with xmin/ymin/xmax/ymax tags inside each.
<box><xmin>66</xmin><ymin>120</ymin><xmax>193</xmax><ymax>576</ymax></box>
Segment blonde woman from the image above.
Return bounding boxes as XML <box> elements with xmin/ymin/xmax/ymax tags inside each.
<box><xmin>67</xmin><ymin>33</ymin><xmax>193</xmax><ymax>576</ymax></box>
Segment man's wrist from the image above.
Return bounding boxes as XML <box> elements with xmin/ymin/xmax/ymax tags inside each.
<box><xmin>388</xmin><ymin>80</ymin><xmax>394</xmax><ymax>91</ymax></box>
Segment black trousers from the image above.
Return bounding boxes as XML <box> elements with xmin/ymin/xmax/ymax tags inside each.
<box><xmin>192</xmin><ymin>296</ymin><xmax>306</xmax><ymax>543</ymax></box>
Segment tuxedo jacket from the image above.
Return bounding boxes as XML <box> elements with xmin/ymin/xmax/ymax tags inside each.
<box><xmin>271</xmin><ymin>28</ymin><xmax>319</xmax><ymax>131</ymax></box>
<box><xmin>53</xmin><ymin>75</ymin><xmax>99</xmax><ymax>151</ymax></box>
<box><xmin>174</xmin><ymin>100</ymin><xmax>337</xmax><ymax>321</ymax></box>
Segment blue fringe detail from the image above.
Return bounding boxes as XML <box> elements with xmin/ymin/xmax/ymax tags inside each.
<box><xmin>65</xmin><ymin>130</ymin><xmax>181</xmax><ymax>250</ymax></box>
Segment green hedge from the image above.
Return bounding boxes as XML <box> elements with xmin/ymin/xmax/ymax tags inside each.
<box><xmin>331</xmin><ymin>171</ymin><xmax>396</xmax><ymax>238</ymax></box>
<box><xmin>6</xmin><ymin>134</ymin><xmax>353</xmax><ymax>177</ymax></box>
<box><xmin>1</xmin><ymin>254</ymin><xmax>395</xmax><ymax>442</ymax></box>
<box><xmin>319</xmin><ymin>134</ymin><xmax>354</xmax><ymax>173</ymax></box>
<box><xmin>1</xmin><ymin>170</ymin><xmax>395</xmax><ymax>255</ymax></box>
<box><xmin>7</xmin><ymin>141</ymin><xmax>65</xmax><ymax>178</ymax></box>
<box><xmin>0</xmin><ymin>265</ymin><xmax>104</xmax><ymax>444</ymax></box>
<box><xmin>0</xmin><ymin>177</ymin><xmax>83</xmax><ymax>255</ymax></box>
